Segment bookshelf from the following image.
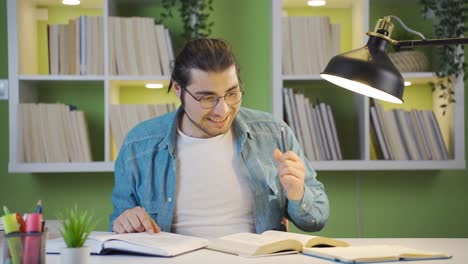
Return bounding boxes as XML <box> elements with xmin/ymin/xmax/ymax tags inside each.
<box><xmin>7</xmin><ymin>0</ymin><xmax>177</xmax><ymax>173</ymax></box>
<box><xmin>272</xmin><ymin>0</ymin><xmax>465</xmax><ymax>170</ymax></box>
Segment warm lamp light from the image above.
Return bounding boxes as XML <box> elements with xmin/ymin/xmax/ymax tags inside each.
<box><xmin>321</xmin><ymin>15</ymin><xmax>468</xmax><ymax>104</ymax></box>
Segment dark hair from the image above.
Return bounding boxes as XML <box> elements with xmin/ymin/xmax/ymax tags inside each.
<box><xmin>168</xmin><ymin>38</ymin><xmax>243</xmax><ymax>94</ymax></box>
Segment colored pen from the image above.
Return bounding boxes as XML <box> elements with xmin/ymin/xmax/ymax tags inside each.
<box><xmin>3</xmin><ymin>205</ymin><xmax>10</xmax><ymax>215</ymax></box>
<box><xmin>35</xmin><ymin>199</ymin><xmax>42</xmax><ymax>214</ymax></box>
<box><xmin>16</xmin><ymin>212</ymin><xmax>26</xmax><ymax>233</ymax></box>
<box><xmin>281</xmin><ymin>127</ymin><xmax>287</xmax><ymax>152</ymax></box>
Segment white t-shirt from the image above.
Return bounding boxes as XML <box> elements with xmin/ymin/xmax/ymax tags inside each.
<box><xmin>171</xmin><ymin>128</ymin><xmax>255</xmax><ymax>239</ymax></box>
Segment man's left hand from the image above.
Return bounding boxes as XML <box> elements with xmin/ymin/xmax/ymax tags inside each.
<box><xmin>273</xmin><ymin>148</ymin><xmax>305</xmax><ymax>201</ymax></box>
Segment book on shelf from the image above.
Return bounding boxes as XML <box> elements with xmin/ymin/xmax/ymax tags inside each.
<box><xmin>46</xmin><ymin>232</ymin><xmax>208</xmax><ymax>257</ymax></box>
<box><xmin>326</xmin><ymin>104</ymin><xmax>343</xmax><ymax>160</ymax></box>
<box><xmin>370</xmin><ymin>106</ymin><xmax>390</xmax><ymax>160</ymax></box>
<box><xmin>47</xmin><ymin>16</ymin><xmax>103</xmax><ymax>75</ymax></box>
<box><xmin>207</xmin><ymin>230</ymin><xmax>349</xmax><ymax>257</ymax></box>
<box><xmin>283</xmin><ymin>16</ymin><xmax>341</xmax><ymax>75</ymax></box>
<box><xmin>18</xmin><ymin>103</ymin><xmax>92</xmax><ymax>163</ymax></box>
<box><xmin>370</xmin><ymin>100</ymin><xmax>450</xmax><ymax>161</ymax></box>
<box><xmin>110</xmin><ymin>103</ymin><xmax>176</xmax><ymax>151</ymax></box>
<box><xmin>282</xmin><ymin>88</ymin><xmax>343</xmax><ymax>161</ymax></box>
<box><xmin>303</xmin><ymin>244</ymin><xmax>452</xmax><ymax>263</ymax></box>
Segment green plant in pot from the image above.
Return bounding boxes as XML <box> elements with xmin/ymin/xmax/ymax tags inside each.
<box><xmin>58</xmin><ymin>205</ymin><xmax>98</xmax><ymax>264</ymax></box>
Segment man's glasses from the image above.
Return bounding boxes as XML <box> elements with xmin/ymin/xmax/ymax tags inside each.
<box><xmin>182</xmin><ymin>87</ymin><xmax>244</xmax><ymax>109</ymax></box>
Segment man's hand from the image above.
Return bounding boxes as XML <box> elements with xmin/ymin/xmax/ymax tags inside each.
<box><xmin>113</xmin><ymin>206</ymin><xmax>161</xmax><ymax>234</ymax></box>
<box><xmin>273</xmin><ymin>148</ymin><xmax>305</xmax><ymax>201</ymax></box>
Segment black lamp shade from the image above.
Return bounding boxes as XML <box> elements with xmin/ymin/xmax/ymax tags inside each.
<box><xmin>320</xmin><ymin>35</ymin><xmax>404</xmax><ymax>104</ymax></box>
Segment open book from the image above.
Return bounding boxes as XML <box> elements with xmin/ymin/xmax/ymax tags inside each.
<box><xmin>207</xmin><ymin>230</ymin><xmax>349</xmax><ymax>257</ymax></box>
<box><xmin>303</xmin><ymin>245</ymin><xmax>452</xmax><ymax>263</ymax></box>
<box><xmin>46</xmin><ymin>232</ymin><xmax>208</xmax><ymax>257</ymax></box>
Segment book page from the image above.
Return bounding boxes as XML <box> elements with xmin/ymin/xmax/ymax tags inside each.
<box><xmin>220</xmin><ymin>232</ymin><xmax>287</xmax><ymax>246</ymax></box>
<box><xmin>392</xmin><ymin>245</ymin><xmax>452</xmax><ymax>259</ymax></box>
<box><xmin>262</xmin><ymin>230</ymin><xmax>314</xmax><ymax>245</ymax></box>
<box><xmin>261</xmin><ymin>230</ymin><xmax>348</xmax><ymax>247</ymax></box>
<box><xmin>303</xmin><ymin>245</ymin><xmax>399</xmax><ymax>262</ymax></box>
<box><xmin>102</xmin><ymin>232</ymin><xmax>209</xmax><ymax>256</ymax></box>
<box><xmin>207</xmin><ymin>232</ymin><xmax>302</xmax><ymax>256</ymax></box>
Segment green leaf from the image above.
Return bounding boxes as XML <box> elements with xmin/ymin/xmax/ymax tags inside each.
<box><xmin>57</xmin><ymin>205</ymin><xmax>99</xmax><ymax>248</ymax></box>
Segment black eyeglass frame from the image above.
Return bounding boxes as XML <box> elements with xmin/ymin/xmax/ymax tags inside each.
<box><xmin>181</xmin><ymin>86</ymin><xmax>245</xmax><ymax>109</ymax></box>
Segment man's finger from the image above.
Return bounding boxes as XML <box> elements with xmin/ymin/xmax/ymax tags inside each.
<box><xmin>120</xmin><ymin>217</ymin><xmax>135</xmax><ymax>233</ymax></box>
<box><xmin>127</xmin><ymin>213</ymin><xmax>145</xmax><ymax>232</ymax></box>
<box><xmin>279</xmin><ymin>150</ymin><xmax>301</xmax><ymax>163</ymax></box>
<box><xmin>135</xmin><ymin>208</ymin><xmax>161</xmax><ymax>233</ymax></box>
<box><xmin>279</xmin><ymin>166</ymin><xmax>303</xmax><ymax>179</ymax></box>
<box><xmin>150</xmin><ymin>218</ymin><xmax>161</xmax><ymax>233</ymax></box>
<box><xmin>113</xmin><ymin>222</ymin><xmax>123</xmax><ymax>234</ymax></box>
<box><xmin>273</xmin><ymin>148</ymin><xmax>282</xmax><ymax>162</ymax></box>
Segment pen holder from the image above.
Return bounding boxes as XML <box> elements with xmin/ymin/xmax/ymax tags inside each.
<box><xmin>2</xmin><ymin>231</ymin><xmax>47</xmax><ymax>264</ymax></box>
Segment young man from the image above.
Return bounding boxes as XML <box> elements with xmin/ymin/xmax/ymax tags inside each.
<box><xmin>110</xmin><ymin>38</ymin><xmax>329</xmax><ymax>238</ymax></box>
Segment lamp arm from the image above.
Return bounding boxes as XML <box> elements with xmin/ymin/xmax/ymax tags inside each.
<box><xmin>395</xmin><ymin>37</ymin><xmax>468</xmax><ymax>50</ymax></box>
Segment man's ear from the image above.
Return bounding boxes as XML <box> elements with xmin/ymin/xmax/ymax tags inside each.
<box><xmin>173</xmin><ymin>82</ymin><xmax>182</xmax><ymax>98</ymax></box>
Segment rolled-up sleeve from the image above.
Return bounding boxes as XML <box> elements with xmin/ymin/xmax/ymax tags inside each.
<box><xmin>284</xmin><ymin>125</ymin><xmax>329</xmax><ymax>231</ymax></box>
<box><xmin>109</xmin><ymin>143</ymin><xmax>138</xmax><ymax>231</ymax></box>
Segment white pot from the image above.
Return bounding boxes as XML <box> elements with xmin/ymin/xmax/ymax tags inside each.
<box><xmin>60</xmin><ymin>246</ymin><xmax>90</xmax><ymax>264</ymax></box>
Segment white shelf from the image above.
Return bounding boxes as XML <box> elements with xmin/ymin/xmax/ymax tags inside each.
<box><xmin>9</xmin><ymin>162</ymin><xmax>114</xmax><ymax>173</ymax></box>
<box><xmin>283</xmin><ymin>75</ymin><xmax>324</xmax><ymax>81</ymax></box>
<box><xmin>401</xmin><ymin>72</ymin><xmax>437</xmax><ymax>78</ymax></box>
<box><xmin>109</xmin><ymin>75</ymin><xmax>171</xmax><ymax>81</ymax></box>
<box><xmin>313</xmin><ymin>160</ymin><xmax>466</xmax><ymax>171</ymax></box>
<box><xmin>18</xmin><ymin>75</ymin><xmax>105</xmax><ymax>81</ymax></box>
<box><xmin>282</xmin><ymin>72</ymin><xmax>438</xmax><ymax>81</ymax></box>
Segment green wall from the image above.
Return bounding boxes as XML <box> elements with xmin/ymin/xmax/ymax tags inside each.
<box><xmin>1</xmin><ymin>0</ymin><xmax>467</xmax><ymax>237</ymax></box>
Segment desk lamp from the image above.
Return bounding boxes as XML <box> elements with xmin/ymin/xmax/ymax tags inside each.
<box><xmin>320</xmin><ymin>16</ymin><xmax>468</xmax><ymax>104</ymax></box>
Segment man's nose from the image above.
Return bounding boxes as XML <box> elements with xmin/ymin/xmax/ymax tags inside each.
<box><xmin>213</xmin><ymin>96</ymin><xmax>229</xmax><ymax>115</ymax></box>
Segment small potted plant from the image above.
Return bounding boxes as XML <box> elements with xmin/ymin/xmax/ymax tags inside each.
<box><xmin>58</xmin><ymin>205</ymin><xmax>98</xmax><ymax>264</ymax></box>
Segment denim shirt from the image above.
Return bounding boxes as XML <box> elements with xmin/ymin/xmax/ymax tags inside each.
<box><xmin>110</xmin><ymin>107</ymin><xmax>329</xmax><ymax>233</ymax></box>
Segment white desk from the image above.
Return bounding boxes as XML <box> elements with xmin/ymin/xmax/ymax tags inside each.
<box><xmin>1</xmin><ymin>237</ymin><xmax>466</xmax><ymax>263</ymax></box>
<box><xmin>37</xmin><ymin>238</ymin><xmax>468</xmax><ymax>264</ymax></box>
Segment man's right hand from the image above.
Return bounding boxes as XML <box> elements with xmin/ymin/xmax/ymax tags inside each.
<box><xmin>113</xmin><ymin>206</ymin><xmax>161</xmax><ymax>234</ymax></box>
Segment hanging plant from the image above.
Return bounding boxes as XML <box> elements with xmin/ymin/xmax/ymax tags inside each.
<box><xmin>418</xmin><ymin>0</ymin><xmax>467</xmax><ymax>114</ymax></box>
<box><xmin>160</xmin><ymin>0</ymin><xmax>214</xmax><ymax>40</ymax></box>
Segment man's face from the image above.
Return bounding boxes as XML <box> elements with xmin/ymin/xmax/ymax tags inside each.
<box><xmin>176</xmin><ymin>65</ymin><xmax>242</xmax><ymax>138</ymax></box>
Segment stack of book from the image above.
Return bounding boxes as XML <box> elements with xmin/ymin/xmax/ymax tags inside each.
<box><xmin>108</xmin><ymin>17</ymin><xmax>174</xmax><ymax>76</ymax></box>
<box><xmin>282</xmin><ymin>16</ymin><xmax>340</xmax><ymax>75</ymax></box>
<box><xmin>283</xmin><ymin>88</ymin><xmax>342</xmax><ymax>161</ymax></box>
<box><xmin>370</xmin><ymin>100</ymin><xmax>449</xmax><ymax>160</ymax></box>
<box><xmin>110</xmin><ymin>103</ymin><xmax>177</xmax><ymax>151</ymax></box>
<box><xmin>48</xmin><ymin>16</ymin><xmax>104</xmax><ymax>75</ymax></box>
<box><xmin>18</xmin><ymin>103</ymin><xmax>92</xmax><ymax>163</ymax></box>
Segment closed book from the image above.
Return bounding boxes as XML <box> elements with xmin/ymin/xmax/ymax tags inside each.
<box><xmin>303</xmin><ymin>244</ymin><xmax>451</xmax><ymax>263</ymax></box>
